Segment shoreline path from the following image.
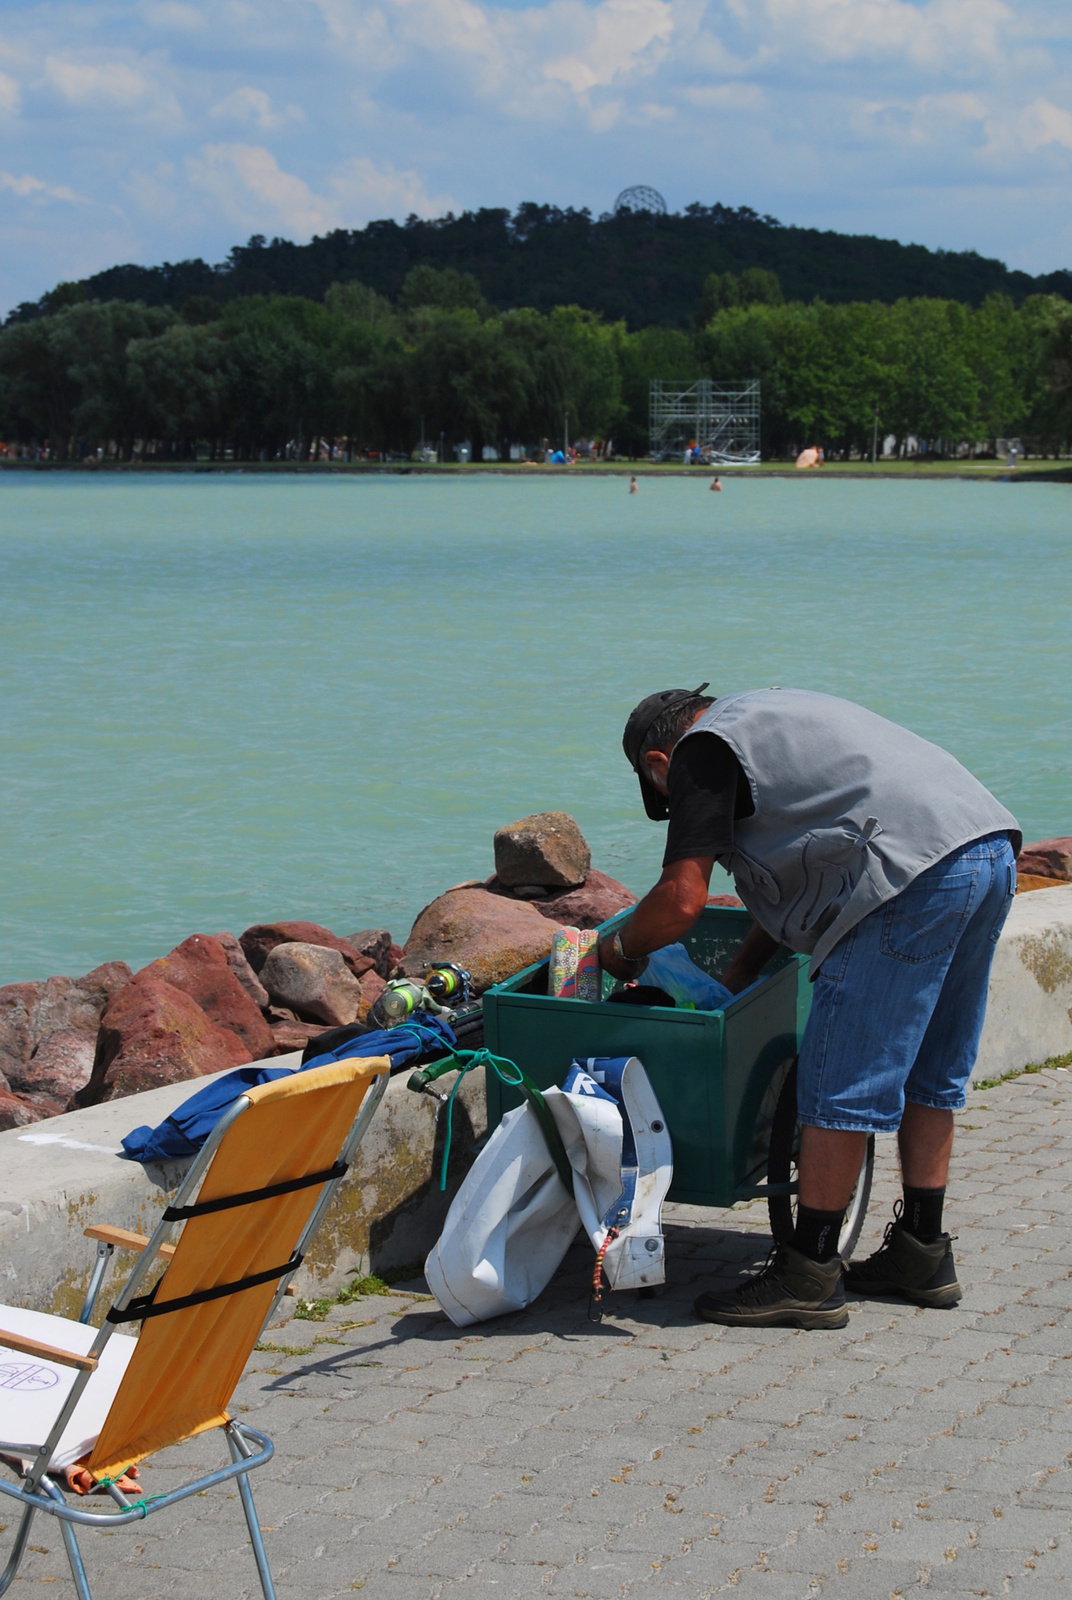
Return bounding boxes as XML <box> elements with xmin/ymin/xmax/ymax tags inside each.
<box><xmin>22</xmin><ymin>1063</ymin><xmax>1072</xmax><ymax>1597</ymax></box>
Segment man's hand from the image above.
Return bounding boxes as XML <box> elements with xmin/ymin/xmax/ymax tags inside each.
<box><xmin>597</xmin><ymin>855</ymin><xmax>715</xmax><ymax>976</ymax></box>
<box><xmin>722</xmin><ymin>921</ymin><xmax>780</xmax><ymax>993</ymax></box>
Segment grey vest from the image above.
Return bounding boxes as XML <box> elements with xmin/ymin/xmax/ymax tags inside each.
<box><xmin>679</xmin><ymin>689</ymin><xmax>1019</xmax><ymax>976</ymax></box>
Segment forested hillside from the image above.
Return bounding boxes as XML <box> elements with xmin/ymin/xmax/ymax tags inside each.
<box><xmin>8</xmin><ymin>204</ymin><xmax>1071</xmax><ymax>332</ymax></box>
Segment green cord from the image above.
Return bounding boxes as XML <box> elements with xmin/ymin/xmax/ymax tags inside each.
<box><xmin>435</xmin><ymin>1049</ymin><xmax>573</xmax><ymax>1193</ymax></box>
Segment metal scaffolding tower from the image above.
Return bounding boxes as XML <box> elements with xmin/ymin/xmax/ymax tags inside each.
<box><xmin>649</xmin><ymin>379</ymin><xmax>761</xmax><ymax>463</ymax></box>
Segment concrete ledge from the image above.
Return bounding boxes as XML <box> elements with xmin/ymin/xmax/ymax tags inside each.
<box><xmin>974</xmin><ymin>884</ymin><xmax>1072</xmax><ymax>1081</ymax></box>
<box><xmin>0</xmin><ymin>1055</ymin><xmax>485</xmax><ymax>1318</ymax></box>
<box><xmin>3</xmin><ymin>888</ymin><xmax>1070</xmax><ymax>1316</ymax></box>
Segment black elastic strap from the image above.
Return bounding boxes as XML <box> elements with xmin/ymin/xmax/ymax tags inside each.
<box><xmin>163</xmin><ymin>1161</ymin><xmax>347</xmax><ymax>1222</ymax></box>
<box><xmin>107</xmin><ymin>1251</ymin><xmax>303</xmax><ymax>1324</ymax></box>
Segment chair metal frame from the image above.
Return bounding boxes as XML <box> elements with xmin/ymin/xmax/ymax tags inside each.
<box><xmin>0</xmin><ymin>1066</ymin><xmax>389</xmax><ymax>1600</ymax></box>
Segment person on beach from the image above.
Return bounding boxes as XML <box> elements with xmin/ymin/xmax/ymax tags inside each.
<box><xmin>629</xmin><ymin>475</ymin><xmax>638</xmax><ymax>493</ymax></box>
<box><xmin>599</xmin><ymin>685</ymin><xmax>1019</xmax><ymax>1330</ymax></box>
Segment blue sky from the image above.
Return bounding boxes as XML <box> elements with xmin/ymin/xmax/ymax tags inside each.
<box><xmin>1</xmin><ymin>0</ymin><xmax>1070</xmax><ymax>314</ymax></box>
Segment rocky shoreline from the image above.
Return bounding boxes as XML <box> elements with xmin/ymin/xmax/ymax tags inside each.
<box><xmin>2</xmin><ymin>820</ymin><xmax>1069</xmax><ymax>1133</ymax></box>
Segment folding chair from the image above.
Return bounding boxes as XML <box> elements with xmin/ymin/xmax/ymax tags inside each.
<box><xmin>0</xmin><ymin>1054</ymin><xmax>391</xmax><ymax>1600</ymax></box>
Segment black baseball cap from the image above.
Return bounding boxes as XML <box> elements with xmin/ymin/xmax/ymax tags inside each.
<box><xmin>622</xmin><ymin>683</ymin><xmax>710</xmax><ymax>820</ymax></box>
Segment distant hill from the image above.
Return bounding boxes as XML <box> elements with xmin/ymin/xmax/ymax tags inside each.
<box><xmin>11</xmin><ymin>203</ymin><xmax>1071</xmax><ymax>329</ymax></box>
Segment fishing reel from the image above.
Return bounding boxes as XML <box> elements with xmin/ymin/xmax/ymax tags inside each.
<box><xmin>425</xmin><ymin>963</ymin><xmax>472</xmax><ymax>1007</ymax></box>
<box><xmin>369</xmin><ymin>964</ymin><xmax>473</xmax><ymax>1030</ymax></box>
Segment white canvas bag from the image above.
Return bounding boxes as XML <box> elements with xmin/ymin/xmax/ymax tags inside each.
<box><xmin>425</xmin><ymin>1055</ymin><xmax>672</xmax><ymax>1326</ymax></box>
<box><xmin>548</xmin><ymin>1057</ymin><xmax>673</xmax><ymax>1292</ymax></box>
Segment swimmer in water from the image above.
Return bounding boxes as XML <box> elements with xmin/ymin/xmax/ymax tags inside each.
<box><xmin>710</xmin><ymin>475</ymin><xmax>722</xmax><ymax>492</ymax></box>
<box><xmin>629</xmin><ymin>475</ymin><xmax>638</xmax><ymax>493</ymax></box>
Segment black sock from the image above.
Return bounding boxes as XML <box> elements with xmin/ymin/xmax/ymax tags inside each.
<box><xmin>901</xmin><ymin>1186</ymin><xmax>945</xmax><ymax>1242</ymax></box>
<box><xmin>793</xmin><ymin>1204</ymin><xmax>845</xmax><ymax>1263</ymax></box>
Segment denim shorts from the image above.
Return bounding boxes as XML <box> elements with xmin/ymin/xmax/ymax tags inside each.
<box><xmin>796</xmin><ymin>832</ymin><xmax>1017</xmax><ymax>1134</ymax></box>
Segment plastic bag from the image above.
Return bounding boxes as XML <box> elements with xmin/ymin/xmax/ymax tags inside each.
<box><xmin>642</xmin><ymin>943</ymin><xmax>733</xmax><ymax>1010</ymax></box>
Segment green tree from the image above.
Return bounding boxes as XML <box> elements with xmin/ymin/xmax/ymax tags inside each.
<box><xmin>398</xmin><ymin>266</ymin><xmax>487</xmax><ymax>315</ymax></box>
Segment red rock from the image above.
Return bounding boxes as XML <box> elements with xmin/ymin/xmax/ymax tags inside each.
<box><xmin>494</xmin><ymin>811</ymin><xmax>591</xmax><ymax>889</ymax></box>
<box><xmin>1017</xmin><ymin>838</ymin><xmax>1072</xmax><ymax>882</ymax></box>
<box><xmin>0</xmin><ymin>1089</ymin><xmax>46</xmax><ymax>1130</ymax></box>
<box><xmin>10</xmin><ymin>1028</ymin><xmax>95</xmax><ymax>1100</ymax></box>
<box><xmin>360</xmin><ymin>970</ymin><xmax>387</xmax><ymax>1006</ymax></box>
<box><xmin>398</xmin><ymin>886</ymin><xmax>554</xmax><ymax>995</ymax></box>
<box><xmin>212</xmin><ymin>930</ymin><xmax>270</xmax><ymax>1008</ymax></box>
<box><xmin>72</xmin><ymin>974</ymin><xmax>251</xmax><ymax>1108</ymax></box>
<box><xmin>388</xmin><ymin>943</ymin><xmax>404</xmax><ymax>971</ymax></box>
<box><xmin>532</xmin><ymin>868</ymin><xmax>638</xmax><ymax>929</ymax></box>
<box><xmin>348</xmin><ymin>929</ymin><xmax>394</xmax><ymax>979</ymax></box>
<box><xmin>239</xmin><ymin>921</ymin><xmax>375</xmax><ymax>980</ymax></box>
<box><xmin>0</xmin><ymin>961</ymin><xmax>132</xmax><ymax>1086</ymax></box>
<box><xmin>268</xmin><ymin>1019</ymin><xmax>331</xmax><ymax>1054</ymax></box>
<box><xmin>140</xmin><ymin>935</ymin><xmax>274</xmax><ymax>1059</ymax></box>
<box><xmin>707</xmin><ymin>893</ymin><xmax>745</xmax><ymax>907</ymax></box>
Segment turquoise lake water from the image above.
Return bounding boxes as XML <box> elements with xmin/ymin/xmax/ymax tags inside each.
<box><xmin>0</xmin><ymin>473</ymin><xmax>1068</xmax><ymax>986</ymax></box>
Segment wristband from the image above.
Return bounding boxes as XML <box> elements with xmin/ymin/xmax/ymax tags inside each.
<box><xmin>612</xmin><ymin>930</ymin><xmax>647</xmax><ymax>973</ymax></box>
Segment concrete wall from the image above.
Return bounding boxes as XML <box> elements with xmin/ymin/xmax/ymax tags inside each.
<box><xmin>0</xmin><ymin>1055</ymin><xmax>486</xmax><ymax>1319</ymax></box>
<box><xmin>973</xmin><ymin>884</ymin><xmax>1072</xmax><ymax>1082</ymax></box>
<box><xmin>2</xmin><ymin>887</ymin><xmax>1070</xmax><ymax>1318</ymax></box>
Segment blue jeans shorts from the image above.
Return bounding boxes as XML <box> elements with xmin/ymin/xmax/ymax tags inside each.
<box><xmin>796</xmin><ymin>832</ymin><xmax>1017</xmax><ymax>1134</ymax></box>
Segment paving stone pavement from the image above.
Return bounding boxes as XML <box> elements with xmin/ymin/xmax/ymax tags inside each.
<box><xmin>11</xmin><ymin>1066</ymin><xmax>1072</xmax><ymax>1599</ymax></box>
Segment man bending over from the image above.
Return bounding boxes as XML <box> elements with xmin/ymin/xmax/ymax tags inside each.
<box><xmin>598</xmin><ymin>685</ymin><xmax>1018</xmax><ymax>1330</ymax></box>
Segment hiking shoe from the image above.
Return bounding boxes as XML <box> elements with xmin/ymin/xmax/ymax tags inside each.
<box><xmin>845</xmin><ymin>1214</ymin><xmax>961</xmax><ymax>1308</ymax></box>
<box><xmin>693</xmin><ymin>1243</ymin><xmax>848</xmax><ymax>1330</ymax></box>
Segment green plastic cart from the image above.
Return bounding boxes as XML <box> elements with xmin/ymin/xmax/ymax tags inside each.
<box><xmin>481</xmin><ymin>904</ymin><xmax>874</xmax><ymax>1258</ymax></box>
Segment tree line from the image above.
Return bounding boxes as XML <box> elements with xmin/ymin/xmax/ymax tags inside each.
<box><xmin>1</xmin><ymin>265</ymin><xmax>1069</xmax><ymax>462</ymax></box>
<box><xmin>8</xmin><ymin>204</ymin><xmax>1072</xmax><ymax>334</ymax></box>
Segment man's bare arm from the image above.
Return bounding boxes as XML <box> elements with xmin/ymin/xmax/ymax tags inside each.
<box><xmin>598</xmin><ymin>856</ymin><xmax>714</xmax><ymax>978</ymax></box>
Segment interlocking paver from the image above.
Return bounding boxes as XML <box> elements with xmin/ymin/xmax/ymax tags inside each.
<box><xmin>14</xmin><ymin>1071</ymin><xmax>1072</xmax><ymax>1596</ymax></box>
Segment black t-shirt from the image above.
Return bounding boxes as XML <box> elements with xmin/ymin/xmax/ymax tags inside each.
<box><xmin>662</xmin><ymin>733</ymin><xmax>754</xmax><ymax>866</ymax></box>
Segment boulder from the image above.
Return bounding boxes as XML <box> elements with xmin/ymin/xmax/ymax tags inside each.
<box><xmin>10</xmin><ymin>1028</ymin><xmax>95</xmax><ymax>1101</ymax></box>
<box><xmin>259</xmin><ymin>943</ymin><xmax>368</xmax><ymax>1027</ymax></box>
<box><xmin>493</xmin><ymin>811</ymin><xmax>591</xmax><ymax>890</ymax></box>
<box><xmin>1016</xmin><ymin>874</ymin><xmax>1067</xmax><ymax>894</ymax></box>
<box><xmin>360</xmin><ymin>970</ymin><xmax>387</xmax><ymax>1006</ymax></box>
<box><xmin>348</xmin><ymin>929</ymin><xmax>394</xmax><ymax>979</ymax></box>
<box><xmin>0</xmin><ymin>1089</ymin><xmax>46</xmax><ymax>1130</ymax></box>
<box><xmin>0</xmin><ymin>961</ymin><xmax>132</xmax><ymax>1086</ymax></box>
<box><xmin>73</xmin><ymin>974</ymin><xmax>251</xmax><ymax>1108</ymax></box>
<box><xmin>1017</xmin><ymin>838</ymin><xmax>1072</xmax><ymax>883</ymax></box>
<box><xmin>239</xmin><ymin>921</ymin><xmax>375</xmax><ymax>980</ymax></box>
<box><xmin>398</xmin><ymin>886</ymin><xmax>554</xmax><ymax>994</ymax></box>
<box><xmin>531</xmin><ymin>868</ymin><xmax>639</xmax><ymax>930</ymax></box>
<box><xmin>140</xmin><ymin>934</ymin><xmax>275</xmax><ymax>1058</ymax></box>
<box><xmin>707</xmin><ymin>893</ymin><xmax>745</xmax><ymax>908</ymax></box>
<box><xmin>269</xmin><ymin>1018</ymin><xmax>332</xmax><ymax>1054</ymax></box>
<box><xmin>212</xmin><ymin>930</ymin><xmax>270</xmax><ymax>1009</ymax></box>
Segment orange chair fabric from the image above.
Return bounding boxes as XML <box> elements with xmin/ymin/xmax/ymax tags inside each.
<box><xmin>86</xmin><ymin>1056</ymin><xmax>390</xmax><ymax>1478</ymax></box>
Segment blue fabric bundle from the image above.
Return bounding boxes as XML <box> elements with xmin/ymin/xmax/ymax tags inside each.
<box><xmin>121</xmin><ymin>1014</ymin><xmax>457</xmax><ymax>1164</ymax></box>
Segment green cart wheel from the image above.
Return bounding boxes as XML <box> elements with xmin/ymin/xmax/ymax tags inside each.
<box><xmin>766</xmin><ymin>1058</ymin><xmax>874</xmax><ymax>1261</ymax></box>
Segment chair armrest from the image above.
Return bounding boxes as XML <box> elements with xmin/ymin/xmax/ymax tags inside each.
<box><xmin>84</xmin><ymin>1224</ymin><xmax>176</xmax><ymax>1259</ymax></box>
<box><xmin>0</xmin><ymin>1327</ymin><xmax>97</xmax><ymax>1371</ymax></box>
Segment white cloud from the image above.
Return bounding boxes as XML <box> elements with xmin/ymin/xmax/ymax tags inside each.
<box><xmin>759</xmin><ymin>0</ymin><xmax>1015</xmax><ymax>70</ymax></box>
<box><xmin>210</xmin><ymin>86</ymin><xmax>303</xmax><ymax>129</ymax></box>
<box><xmin>983</xmin><ymin>94</ymin><xmax>1072</xmax><ymax>159</ymax></box>
<box><xmin>0</xmin><ymin>170</ymin><xmax>83</xmax><ymax>203</ymax></box>
<box><xmin>186</xmin><ymin>143</ymin><xmax>456</xmax><ymax>235</ymax></box>
<box><xmin>44</xmin><ymin>57</ymin><xmax>153</xmax><ymax>107</ymax></box>
<box><xmin>543</xmin><ymin>0</ymin><xmax>673</xmax><ymax>92</ymax></box>
<box><xmin>140</xmin><ymin>2</ymin><xmax>207</xmax><ymax>26</ymax></box>
<box><xmin>0</xmin><ymin>69</ymin><xmax>19</xmax><ymax>115</ymax></box>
